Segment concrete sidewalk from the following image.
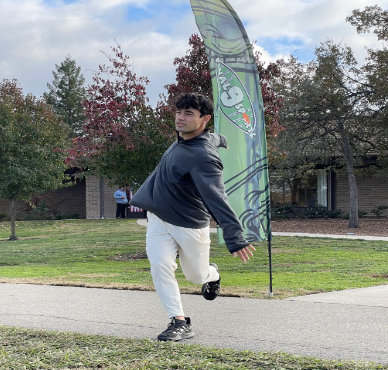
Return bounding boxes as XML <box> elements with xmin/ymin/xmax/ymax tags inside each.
<box><xmin>286</xmin><ymin>285</ymin><xmax>388</xmax><ymax>307</ymax></box>
<box><xmin>1</xmin><ymin>283</ymin><xmax>388</xmax><ymax>365</ymax></box>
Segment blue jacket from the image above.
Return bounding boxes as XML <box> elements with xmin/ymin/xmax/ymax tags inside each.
<box><xmin>114</xmin><ymin>189</ymin><xmax>128</xmax><ymax>204</ymax></box>
<box><xmin>130</xmin><ymin>130</ymin><xmax>249</xmax><ymax>253</ymax></box>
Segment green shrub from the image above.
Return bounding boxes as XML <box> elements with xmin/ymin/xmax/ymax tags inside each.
<box><xmin>271</xmin><ymin>204</ymin><xmax>342</xmax><ymax>219</ymax></box>
<box><xmin>326</xmin><ymin>209</ymin><xmax>342</xmax><ymax>218</ymax></box>
<box><xmin>35</xmin><ymin>201</ymin><xmax>49</xmax><ymax>213</ymax></box>
<box><xmin>371</xmin><ymin>205</ymin><xmax>388</xmax><ymax>217</ymax></box>
<box><xmin>20</xmin><ymin>213</ymin><xmax>48</xmax><ymax>221</ymax></box>
<box><xmin>305</xmin><ymin>206</ymin><xmax>327</xmax><ymax>218</ymax></box>
<box><xmin>0</xmin><ymin>211</ymin><xmax>10</xmax><ymax>221</ymax></box>
<box><xmin>54</xmin><ymin>213</ymin><xmax>80</xmax><ymax>220</ymax></box>
<box><xmin>271</xmin><ymin>203</ymin><xmax>295</xmax><ymax>219</ymax></box>
<box><xmin>271</xmin><ymin>211</ymin><xmax>287</xmax><ymax>219</ymax></box>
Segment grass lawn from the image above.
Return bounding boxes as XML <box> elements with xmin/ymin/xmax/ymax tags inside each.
<box><xmin>1</xmin><ymin>326</ymin><xmax>387</xmax><ymax>370</ymax></box>
<box><xmin>0</xmin><ymin>219</ymin><xmax>387</xmax><ymax>369</ymax></box>
<box><xmin>1</xmin><ymin>219</ymin><xmax>387</xmax><ymax>299</ymax></box>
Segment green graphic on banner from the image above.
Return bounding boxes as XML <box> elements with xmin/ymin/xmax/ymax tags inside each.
<box><xmin>217</xmin><ymin>59</ymin><xmax>256</xmax><ymax>138</ymax></box>
<box><xmin>190</xmin><ymin>0</ymin><xmax>272</xmax><ymax>243</ymax></box>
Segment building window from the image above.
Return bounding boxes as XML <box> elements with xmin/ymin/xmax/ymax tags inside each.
<box><xmin>317</xmin><ymin>170</ymin><xmax>328</xmax><ymax>207</ymax></box>
<box><xmin>270</xmin><ymin>170</ymin><xmax>328</xmax><ymax>207</ymax></box>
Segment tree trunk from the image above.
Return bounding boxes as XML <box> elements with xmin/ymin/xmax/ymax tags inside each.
<box><xmin>9</xmin><ymin>197</ymin><xmax>19</xmax><ymax>241</ymax></box>
<box><xmin>347</xmin><ymin>169</ymin><xmax>359</xmax><ymax>228</ymax></box>
<box><xmin>290</xmin><ymin>178</ymin><xmax>301</xmax><ymax>204</ymax></box>
<box><xmin>339</xmin><ymin>124</ymin><xmax>359</xmax><ymax>228</ymax></box>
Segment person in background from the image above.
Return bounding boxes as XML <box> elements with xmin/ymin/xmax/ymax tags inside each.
<box><xmin>114</xmin><ymin>186</ymin><xmax>127</xmax><ymax>219</ymax></box>
<box><xmin>126</xmin><ymin>186</ymin><xmax>131</xmax><ymax>203</ymax></box>
<box><xmin>125</xmin><ymin>186</ymin><xmax>132</xmax><ymax>218</ymax></box>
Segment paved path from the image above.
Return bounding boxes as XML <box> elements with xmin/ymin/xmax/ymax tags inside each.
<box><xmin>1</xmin><ymin>283</ymin><xmax>388</xmax><ymax>365</ymax></box>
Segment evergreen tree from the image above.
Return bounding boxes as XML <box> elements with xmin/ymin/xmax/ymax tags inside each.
<box><xmin>45</xmin><ymin>56</ymin><xmax>86</xmax><ymax>137</ymax></box>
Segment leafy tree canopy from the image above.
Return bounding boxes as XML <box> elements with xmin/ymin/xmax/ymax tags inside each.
<box><xmin>0</xmin><ymin>79</ymin><xmax>71</xmax><ymax>239</ymax></box>
<box><xmin>346</xmin><ymin>5</ymin><xmax>388</xmax><ymax>41</ymax></box>
<box><xmin>347</xmin><ymin>5</ymin><xmax>388</xmax><ymax>159</ymax></box>
<box><xmin>275</xmin><ymin>36</ymin><xmax>388</xmax><ymax>227</ymax></box>
<box><xmin>66</xmin><ymin>43</ymin><xmax>174</xmax><ymax>189</ymax></box>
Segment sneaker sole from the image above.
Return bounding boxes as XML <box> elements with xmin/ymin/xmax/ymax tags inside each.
<box><xmin>201</xmin><ymin>283</ymin><xmax>219</xmax><ymax>300</ymax></box>
<box><xmin>157</xmin><ymin>332</ymin><xmax>195</xmax><ymax>341</ymax></box>
<box><xmin>202</xmin><ymin>263</ymin><xmax>220</xmax><ymax>300</ymax></box>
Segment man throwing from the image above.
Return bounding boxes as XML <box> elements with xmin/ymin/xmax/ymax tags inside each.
<box><xmin>130</xmin><ymin>92</ymin><xmax>255</xmax><ymax>341</ymax></box>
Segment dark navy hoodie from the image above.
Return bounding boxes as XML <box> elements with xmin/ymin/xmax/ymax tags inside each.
<box><xmin>130</xmin><ymin>129</ymin><xmax>249</xmax><ymax>253</ymax></box>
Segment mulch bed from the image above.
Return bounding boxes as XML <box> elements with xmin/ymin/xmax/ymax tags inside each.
<box><xmin>271</xmin><ymin>218</ymin><xmax>388</xmax><ymax>237</ymax></box>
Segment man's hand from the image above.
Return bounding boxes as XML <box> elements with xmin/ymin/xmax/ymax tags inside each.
<box><xmin>232</xmin><ymin>244</ymin><xmax>256</xmax><ymax>262</ymax></box>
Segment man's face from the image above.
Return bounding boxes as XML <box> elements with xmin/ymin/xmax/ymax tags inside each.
<box><xmin>175</xmin><ymin>107</ymin><xmax>211</xmax><ymax>140</ymax></box>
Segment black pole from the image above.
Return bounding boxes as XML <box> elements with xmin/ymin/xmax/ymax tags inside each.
<box><xmin>100</xmin><ymin>177</ymin><xmax>105</xmax><ymax>219</ymax></box>
<box><xmin>268</xmin><ymin>237</ymin><xmax>273</xmax><ymax>297</ymax></box>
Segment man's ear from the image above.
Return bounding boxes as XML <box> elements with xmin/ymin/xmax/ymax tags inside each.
<box><xmin>202</xmin><ymin>115</ymin><xmax>212</xmax><ymax>125</ymax></box>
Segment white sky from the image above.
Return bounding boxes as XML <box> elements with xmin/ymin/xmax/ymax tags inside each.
<box><xmin>1</xmin><ymin>0</ymin><xmax>387</xmax><ymax>106</ymax></box>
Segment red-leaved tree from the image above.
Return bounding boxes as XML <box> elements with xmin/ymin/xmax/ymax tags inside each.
<box><xmin>158</xmin><ymin>34</ymin><xmax>284</xmax><ymax>162</ymax></box>
<box><xmin>66</xmin><ymin>43</ymin><xmax>174</xmax><ymax>188</ymax></box>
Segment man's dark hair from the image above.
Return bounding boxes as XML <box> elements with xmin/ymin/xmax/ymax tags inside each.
<box><xmin>174</xmin><ymin>93</ymin><xmax>213</xmax><ymax>117</ymax></box>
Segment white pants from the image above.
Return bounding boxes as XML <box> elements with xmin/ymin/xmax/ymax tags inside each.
<box><xmin>146</xmin><ymin>212</ymin><xmax>220</xmax><ymax>319</ymax></box>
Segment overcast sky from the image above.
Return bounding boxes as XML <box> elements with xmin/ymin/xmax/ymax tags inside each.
<box><xmin>1</xmin><ymin>0</ymin><xmax>387</xmax><ymax>106</ymax></box>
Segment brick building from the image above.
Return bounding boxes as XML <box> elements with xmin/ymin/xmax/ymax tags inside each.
<box><xmin>271</xmin><ymin>170</ymin><xmax>388</xmax><ymax>217</ymax></box>
<box><xmin>333</xmin><ymin>172</ymin><xmax>388</xmax><ymax>216</ymax></box>
<box><xmin>85</xmin><ymin>176</ymin><xmax>117</xmax><ymax>219</ymax></box>
<box><xmin>0</xmin><ymin>178</ymin><xmax>86</xmax><ymax>219</ymax></box>
<box><xmin>0</xmin><ymin>176</ymin><xmax>146</xmax><ymax>220</ymax></box>
<box><xmin>2</xmin><ymin>172</ymin><xmax>386</xmax><ymax>220</ymax></box>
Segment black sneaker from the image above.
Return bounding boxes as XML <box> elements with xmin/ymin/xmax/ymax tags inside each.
<box><xmin>157</xmin><ymin>317</ymin><xmax>194</xmax><ymax>341</ymax></box>
<box><xmin>201</xmin><ymin>263</ymin><xmax>221</xmax><ymax>300</ymax></box>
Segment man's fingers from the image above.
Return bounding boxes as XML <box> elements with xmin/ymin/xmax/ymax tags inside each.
<box><xmin>245</xmin><ymin>248</ymin><xmax>254</xmax><ymax>257</ymax></box>
<box><xmin>237</xmin><ymin>252</ymin><xmax>246</xmax><ymax>262</ymax></box>
<box><xmin>232</xmin><ymin>245</ymin><xmax>255</xmax><ymax>262</ymax></box>
<box><xmin>238</xmin><ymin>249</ymin><xmax>249</xmax><ymax>262</ymax></box>
<box><xmin>240</xmin><ymin>245</ymin><xmax>255</xmax><ymax>262</ymax></box>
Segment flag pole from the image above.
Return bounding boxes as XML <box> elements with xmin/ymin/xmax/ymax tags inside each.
<box><xmin>268</xmin><ymin>237</ymin><xmax>273</xmax><ymax>297</ymax></box>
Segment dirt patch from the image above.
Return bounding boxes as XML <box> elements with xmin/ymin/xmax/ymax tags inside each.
<box><xmin>108</xmin><ymin>252</ymin><xmax>148</xmax><ymax>261</ymax></box>
<box><xmin>211</xmin><ymin>217</ymin><xmax>388</xmax><ymax>237</ymax></box>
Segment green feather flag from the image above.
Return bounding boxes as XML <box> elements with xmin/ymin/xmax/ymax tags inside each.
<box><xmin>190</xmin><ymin>0</ymin><xmax>272</xmax><ymax>244</ymax></box>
